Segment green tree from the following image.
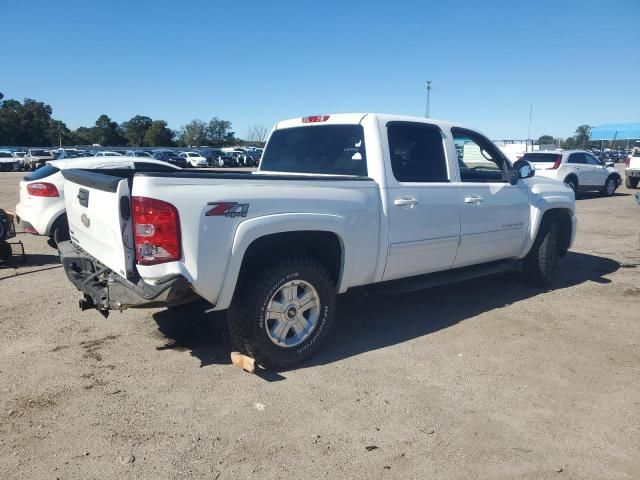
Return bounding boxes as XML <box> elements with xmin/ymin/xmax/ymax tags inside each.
<box><xmin>207</xmin><ymin>117</ymin><xmax>235</xmax><ymax>146</ymax></box>
<box><xmin>0</xmin><ymin>98</ymin><xmax>24</xmax><ymax>145</ymax></box>
<box><xmin>537</xmin><ymin>135</ymin><xmax>554</xmax><ymax>144</ymax></box>
<box><xmin>94</xmin><ymin>114</ymin><xmax>126</xmax><ymax>146</ymax></box>
<box><xmin>68</xmin><ymin>126</ymin><xmax>97</xmax><ymax>145</ymax></box>
<box><xmin>121</xmin><ymin>115</ymin><xmax>153</xmax><ymax>146</ymax></box>
<box><xmin>574</xmin><ymin>125</ymin><xmax>591</xmax><ymax>148</ymax></box>
<box><xmin>143</xmin><ymin>120</ymin><xmax>174</xmax><ymax>146</ymax></box>
<box><xmin>18</xmin><ymin>98</ymin><xmax>55</xmax><ymax>145</ymax></box>
<box><xmin>561</xmin><ymin>137</ymin><xmax>576</xmax><ymax>149</ymax></box>
<box><xmin>179</xmin><ymin>119</ymin><xmax>208</xmax><ymax>147</ymax></box>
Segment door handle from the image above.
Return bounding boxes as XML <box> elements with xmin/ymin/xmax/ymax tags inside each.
<box><xmin>394</xmin><ymin>196</ymin><xmax>418</xmax><ymax>207</ymax></box>
<box><xmin>464</xmin><ymin>195</ymin><xmax>483</xmax><ymax>204</ymax></box>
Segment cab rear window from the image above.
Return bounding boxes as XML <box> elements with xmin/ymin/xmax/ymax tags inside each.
<box><xmin>260</xmin><ymin>125</ymin><xmax>367</xmax><ymax>176</ymax></box>
<box><xmin>24</xmin><ymin>164</ymin><xmax>60</xmax><ymax>180</ymax></box>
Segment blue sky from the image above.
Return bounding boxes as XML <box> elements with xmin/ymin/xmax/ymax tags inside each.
<box><xmin>2</xmin><ymin>0</ymin><xmax>639</xmax><ymax>140</ymax></box>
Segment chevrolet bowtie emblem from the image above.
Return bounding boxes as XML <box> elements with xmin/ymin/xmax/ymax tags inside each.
<box><xmin>81</xmin><ymin>213</ymin><xmax>90</xmax><ymax>228</ymax></box>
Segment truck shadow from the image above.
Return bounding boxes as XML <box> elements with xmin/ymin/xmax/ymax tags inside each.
<box><xmin>151</xmin><ymin>251</ymin><xmax>621</xmax><ymax>373</ymax></box>
<box><xmin>576</xmin><ymin>192</ymin><xmax>629</xmax><ymax>200</ymax></box>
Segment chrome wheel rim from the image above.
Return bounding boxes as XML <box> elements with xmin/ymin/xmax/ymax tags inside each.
<box><xmin>265</xmin><ymin>280</ymin><xmax>320</xmax><ymax>348</ymax></box>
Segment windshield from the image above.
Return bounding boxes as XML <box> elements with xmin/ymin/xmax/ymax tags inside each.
<box><xmin>31</xmin><ymin>150</ymin><xmax>51</xmax><ymax>156</ymax></box>
<box><xmin>0</xmin><ymin>152</ymin><xmax>12</xmax><ymax>158</ymax></box>
<box><xmin>260</xmin><ymin>125</ymin><xmax>367</xmax><ymax>176</ymax></box>
<box><xmin>521</xmin><ymin>153</ymin><xmax>560</xmax><ymax>163</ymax></box>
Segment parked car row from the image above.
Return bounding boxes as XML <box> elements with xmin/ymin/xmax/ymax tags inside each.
<box><xmin>15</xmin><ymin>156</ymin><xmax>180</xmax><ymax>247</ymax></box>
<box><xmin>1</xmin><ymin>146</ymin><xmax>264</xmax><ymax>171</ymax></box>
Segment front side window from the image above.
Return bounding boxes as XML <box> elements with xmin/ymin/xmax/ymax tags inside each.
<box><xmin>585</xmin><ymin>154</ymin><xmax>601</xmax><ymax>165</ymax></box>
<box><xmin>387</xmin><ymin>122</ymin><xmax>448</xmax><ymax>182</ymax></box>
<box><xmin>261</xmin><ymin>125</ymin><xmax>367</xmax><ymax>176</ymax></box>
<box><xmin>452</xmin><ymin>128</ymin><xmax>508</xmax><ymax>182</ymax></box>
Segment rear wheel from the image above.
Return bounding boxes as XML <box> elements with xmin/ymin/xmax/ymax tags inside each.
<box><xmin>625</xmin><ymin>176</ymin><xmax>638</xmax><ymax>189</ymax></box>
<box><xmin>228</xmin><ymin>256</ymin><xmax>337</xmax><ymax>369</ymax></box>
<box><xmin>523</xmin><ymin>217</ymin><xmax>558</xmax><ymax>287</ymax></box>
<box><xmin>49</xmin><ymin>215</ymin><xmax>70</xmax><ymax>249</ymax></box>
<box><xmin>564</xmin><ymin>176</ymin><xmax>578</xmax><ymax>193</ymax></box>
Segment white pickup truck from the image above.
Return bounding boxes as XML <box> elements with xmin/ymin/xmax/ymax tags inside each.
<box><xmin>625</xmin><ymin>150</ymin><xmax>640</xmax><ymax>189</ymax></box>
<box><xmin>58</xmin><ymin>113</ymin><xmax>577</xmax><ymax>368</ymax></box>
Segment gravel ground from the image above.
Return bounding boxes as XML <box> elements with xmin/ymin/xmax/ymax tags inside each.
<box><xmin>0</xmin><ymin>168</ymin><xmax>639</xmax><ymax>479</ymax></box>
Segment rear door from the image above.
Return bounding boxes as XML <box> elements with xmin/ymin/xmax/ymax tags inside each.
<box><xmin>63</xmin><ymin>170</ymin><xmax>135</xmax><ymax>279</ymax></box>
<box><xmin>566</xmin><ymin>152</ymin><xmax>592</xmax><ymax>185</ymax></box>
<box><xmin>451</xmin><ymin>128</ymin><xmax>529</xmax><ymax>268</ymax></box>
<box><xmin>382</xmin><ymin>121</ymin><xmax>461</xmax><ymax>281</ymax></box>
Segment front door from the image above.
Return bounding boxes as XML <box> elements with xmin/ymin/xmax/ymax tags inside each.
<box><xmin>584</xmin><ymin>152</ymin><xmax>609</xmax><ymax>187</ymax></box>
<box><xmin>451</xmin><ymin>128</ymin><xmax>530</xmax><ymax>268</ymax></box>
<box><xmin>382</xmin><ymin>121</ymin><xmax>461</xmax><ymax>281</ymax></box>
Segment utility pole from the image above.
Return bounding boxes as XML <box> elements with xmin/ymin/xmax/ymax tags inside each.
<box><xmin>425</xmin><ymin>81</ymin><xmax>432</xmax><ymax>118</ymax></box>
<box><xmin>58</xmin><ymin>121</ymin><xmax>62</xmax><ymax>148</ymax></box>
<box><xmin>527</xmin><ymin>104</ymin><xmax>533</xmax><ymax>152</ymax></box>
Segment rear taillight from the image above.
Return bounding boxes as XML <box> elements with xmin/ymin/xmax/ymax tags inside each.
<box><xmin>550</xmin><ymin>155</ymin><xmax>562</xmax><ymax>169</ymax></box>
<box><xmin>27</xmin><ymin>182</ymin><xmax>59</xmax><ymax>197</ymax></box>
<box><xmin>302</xmin><ymin>115</ymin><xmax>330</xmax><ymax>123</ymax></box>
<box><xmin>132</xmin><ymin>196</ymin><xmax>181</xmax><ymax>265</ymax></box>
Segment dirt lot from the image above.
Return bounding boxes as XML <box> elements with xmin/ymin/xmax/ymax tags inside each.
<box><xmin>0</xmin><ymin>169</ymin><xmax>638</xmax><ymax>479</ymax></box>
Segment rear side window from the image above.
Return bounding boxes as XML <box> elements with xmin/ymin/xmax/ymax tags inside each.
<box><xmin>261</xmin><ymin>125</ymin><xmax>367</xmax><ymax>176</ymax></box>
<box><xmin>387</xmin><ymin>122</ymin><xmax>448</xmax><ymax>182</ymax></box>
<box><xmin>24</xmin><ymin>164</ymin><xmax>60</xmax><ymax>180</ymax></box>
<box><xmin>568</xmin><ymin>153</ymin><xmax>587</xmax><ymax>164</ymax></box>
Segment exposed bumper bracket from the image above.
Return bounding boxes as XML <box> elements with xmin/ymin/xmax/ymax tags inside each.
<box><xmin>58</xmin><ymin>240</ymin><xmax>197</xmax><ymax>313</ymax></box>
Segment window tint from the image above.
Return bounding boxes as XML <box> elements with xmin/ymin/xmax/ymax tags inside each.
<box><xmin>520</xmin><ymin>153</ymin><xmax>560</xmax><ymax>163</ymax></box>
<box><xmin>387</xmin><ymin>122</ymin><xmax>448</xmax><ymax>182</ymax></box>
<box><xmin>452</xmin><ymin>128</ymin><xmax>507</xmax><ymax>182</ymax></box>
<box><xmin>24</xmin><ymin>164</ymin><xmax>60</xmax><ymax>180</ymax></box>
<box><xmin>568</xmin><ymin>153</ymin><xmax>586</xmax><ymax>164</ymax></box>
<box><xmin>260</xmin><ymin>125</ymin><xmax>367</xmax><ymax>176</ymax></box>
<box><xmin>585</xmin><ymin>154</ymin><xmax>601</xmax><ymax>165</ymax></box>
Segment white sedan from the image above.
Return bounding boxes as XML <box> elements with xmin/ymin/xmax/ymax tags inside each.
<box><xmin>179</xmin><ymin>151</ymin><xmax>208</xmax><ymax>167</ymax></box>
<box><xmin>15</xmin><ymin>156</ymin><xmax>180</xmax><ymax>247</ymax></box>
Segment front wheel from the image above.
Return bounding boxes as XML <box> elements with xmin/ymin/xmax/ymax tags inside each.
<box><xmin>601</xmin><ymin>177</ymin><xmax>617</xmax><ymax>196</ymax></box>
<box><xmin>523</xmin><ymin>218</ymin><xmax>558</xmax><ymax>287</ymax></box>
<box><xmin>228</xmin><ymin>256</ymin><xmax>337</xmax><ymax>369</ymax></box>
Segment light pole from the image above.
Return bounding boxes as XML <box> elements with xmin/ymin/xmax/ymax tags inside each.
<box><xmin>425</xmin><ymin>81</ymin><xmax>432</xmax><ymax>118</ymax></box>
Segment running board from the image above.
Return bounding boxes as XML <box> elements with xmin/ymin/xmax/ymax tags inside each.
<box><xmin>370</xmin><ymin>260</ymin><xmax>522</xmax><ymax>295</ymax></box>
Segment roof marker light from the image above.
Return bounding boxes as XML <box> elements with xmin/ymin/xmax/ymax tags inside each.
<box><xmin>302</xmin><ymin>115</ymin><xmax>330</xmax><ymax>123</ymax></box>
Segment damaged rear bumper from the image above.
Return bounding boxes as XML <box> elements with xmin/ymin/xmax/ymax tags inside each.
<box><xmin>58</xmin><ymin>240</ymin><xmax>197</xmax><ymax>316</ymax></box>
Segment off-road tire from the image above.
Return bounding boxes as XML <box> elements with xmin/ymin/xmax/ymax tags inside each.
<box><xmin>523</xmin><ymin>217</ymin><xmax>558</xmax><ymax>287</ymax></box>
<box><xmin>625</xmin><ymin>176</ymin><xmax>638</xmax><ymax>189</ymax></box>
<box><xmin>228</xmin><ymin>256</ymin><xmax>337</xmax><ymax>369</ymax></box>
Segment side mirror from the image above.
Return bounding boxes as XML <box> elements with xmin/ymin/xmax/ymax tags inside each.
<box><xmin>513</xmin><ymin>159</ymin><xmax>535</xmax><ymax>180</ymax></box>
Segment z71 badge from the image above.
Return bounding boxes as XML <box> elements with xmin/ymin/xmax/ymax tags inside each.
<box><xmin>205</xmin><ymin>202</ymin><xmax>249</xmax><ymax>218</ymax></box>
